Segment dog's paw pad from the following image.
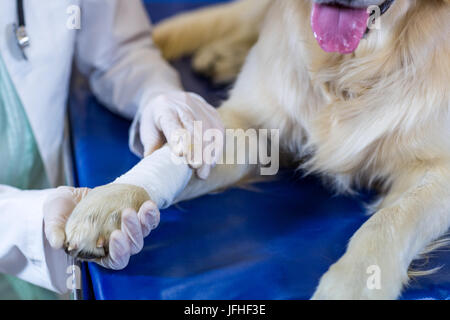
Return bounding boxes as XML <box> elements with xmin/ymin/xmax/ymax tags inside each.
<box><xmin>63</xmin><ymin>184</ymin><xmax>149</xmax><ymax>261</ymax></box>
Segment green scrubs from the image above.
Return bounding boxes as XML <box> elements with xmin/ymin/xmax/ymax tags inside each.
<box><xmin>0</xmin><ymin>53</ymin><xmax>56</xmax><ymax>300</ymax></box>
<box><xmin>0</xmin><ymin>57</ymin><xmax>49</xmax><ymax>189</ymax></box>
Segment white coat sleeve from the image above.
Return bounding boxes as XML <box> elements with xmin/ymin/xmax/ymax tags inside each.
<box><xmin>75</xmin><ymin>0</ymin><xmax>184</xmax><ymax>156</ymax></box>
<box><xmin>0</xmin><ymin>185</ymin><xmax>69</xmax><ymax>293</ymax></box>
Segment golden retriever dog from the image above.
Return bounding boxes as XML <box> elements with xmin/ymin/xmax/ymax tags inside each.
<box><xmin>64</xmin><ymin>0</ymin><xmax>450</xmax><ymax>299</ymax></box>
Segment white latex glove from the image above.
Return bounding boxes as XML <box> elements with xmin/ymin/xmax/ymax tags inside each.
<box><xmin>43</xmin><ymin>187</ymin><xmax>160</xmax><ymax>270</ymax></box>
<box><xmin>139</xmin><ymin>92</ymin><xmax>224</xmax><ymax>180</ymax></box>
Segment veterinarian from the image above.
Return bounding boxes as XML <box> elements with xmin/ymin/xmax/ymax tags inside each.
<box><xmin>0</xmin><ymin>0</ymin><xmax>223</xmax><ymax>299</ymax></box>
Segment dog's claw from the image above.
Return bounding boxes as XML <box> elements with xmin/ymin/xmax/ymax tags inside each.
<box><xmin>96</xmin><ymin>237</ymin><xmax>105</xmax><ymax>248</ymax></box>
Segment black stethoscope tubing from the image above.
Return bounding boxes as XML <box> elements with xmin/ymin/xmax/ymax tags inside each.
<box><xmin>17</xmin><ymin>0</ymin><xmax>25</xmax><ymax>29</ymax></box>
<box><xmin>13</xmin><ymin>0</ymin><xmax>29</xmax><ymax>60</ymax></box>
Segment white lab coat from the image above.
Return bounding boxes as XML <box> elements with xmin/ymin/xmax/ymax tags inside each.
<box><xmin>0</xmin><ymin>0</ymin><xmax>182</xmax><ymax>293</ymax></box>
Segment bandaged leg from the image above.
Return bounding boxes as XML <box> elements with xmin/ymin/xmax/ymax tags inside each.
<box><xmin>113</xmin><ymin>146</ymin><xmax>193</xmax><ymax>209</ymax></box>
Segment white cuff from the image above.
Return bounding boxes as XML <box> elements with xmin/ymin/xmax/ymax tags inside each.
<box><xmin>0</xmin><ymin>188</ymin><xmax>69</xmax><ymax>294</ymax></box>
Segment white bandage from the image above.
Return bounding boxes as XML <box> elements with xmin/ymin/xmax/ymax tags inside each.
<box><xmin>113</xmin><ymin>146</ymin><xmax>192</xmax><ymax>209</ymax></box>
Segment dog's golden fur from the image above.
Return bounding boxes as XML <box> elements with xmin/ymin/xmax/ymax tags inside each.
<box><xmin>65</xmin><ymin>0</ymin><xmax>450</xmax><ymax>299</ymax></box>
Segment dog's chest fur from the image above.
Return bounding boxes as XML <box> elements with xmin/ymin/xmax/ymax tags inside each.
<box><xmin>245</xmin><ymin>0</ymin><xmax>450</xmax><ymax>191</ymax></box>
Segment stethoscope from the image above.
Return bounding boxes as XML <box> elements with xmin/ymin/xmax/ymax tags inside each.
<box><xmin>11</xmin><ymin>0</ymin><xmax>30</xmax><ymax>60</ymax></box>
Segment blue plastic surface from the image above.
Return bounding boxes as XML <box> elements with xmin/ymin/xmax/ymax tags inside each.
<box><xmin>68</xmin><ymin>0</ymin><xmax>450</xmax><ymax>300</ymax></box>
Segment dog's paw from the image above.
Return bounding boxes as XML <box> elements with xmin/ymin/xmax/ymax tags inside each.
<box><xmin>64</xmin><ymin>184</ymin><xmax>150</xmax><ymax>260</ymax></box>
<box><xmin>311</xmin><ymin>256</ymin><xmax>404</xmax><ymax>300</ymax></box>
<box><xmin>192</xmin><ymin>39</ymin><xmax>251</xmax><ymax>84</ymax></box>
<box><xmin>312</xmin><ymin>260</ymin><xmax>365</xmax><ymax>300</ymax></box>
<box><xmin>153</xmin><ymin>20</ymin><xmax>185</xmax><ymax>60</ymax></box>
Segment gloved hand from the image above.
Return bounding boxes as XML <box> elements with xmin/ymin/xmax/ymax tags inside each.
<box><xmin>43</xmin><ymin>186</ymin><xmax>160</xmax><ymax>270</ymax></box>
<box><xmin>139</xmin><ymin>92</ymin><xmax>224</xmax><ymax>180</ymax></box>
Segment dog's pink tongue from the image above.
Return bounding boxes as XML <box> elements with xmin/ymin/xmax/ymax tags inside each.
<box><xmin>311</xmin><ymin>3</ymin><xmax>369</xmax><ymax>54</ymax></box>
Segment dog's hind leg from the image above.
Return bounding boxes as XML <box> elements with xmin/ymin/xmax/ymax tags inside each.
<box><xmin>153</xmin><ymin>0</ymin><xmax>270</xmax><ymax>60</ymax></box>
<box><xmin>191</xmin><ymin>28</ymin><xmax>259</xmax><ymax>84</ymax></box>
<box><xmin>312</xmin><ymin>164</ymin><xmax>450</xmax><ymax>299</ymax></box>
<box><xmin>153</xmin><ymin>0</ymin><xmax>271</xmax><ymax>82</ymax></box>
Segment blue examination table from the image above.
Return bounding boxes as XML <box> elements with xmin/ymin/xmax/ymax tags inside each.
<box><xmin>68</xmin><ymin>0</ymin><xmax>450</xmax><ymax>300</ymax></box>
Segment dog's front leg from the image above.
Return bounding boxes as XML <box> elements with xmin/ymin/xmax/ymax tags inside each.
<box><xmin>312</xmin><ymin>164</ymin><xmax>450</xmax><ymax>300</ymax></box>
<box><xmin>64</xmin><ymin>104</ymin><xmax>260</xmax><ymax>259</ymax></box>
